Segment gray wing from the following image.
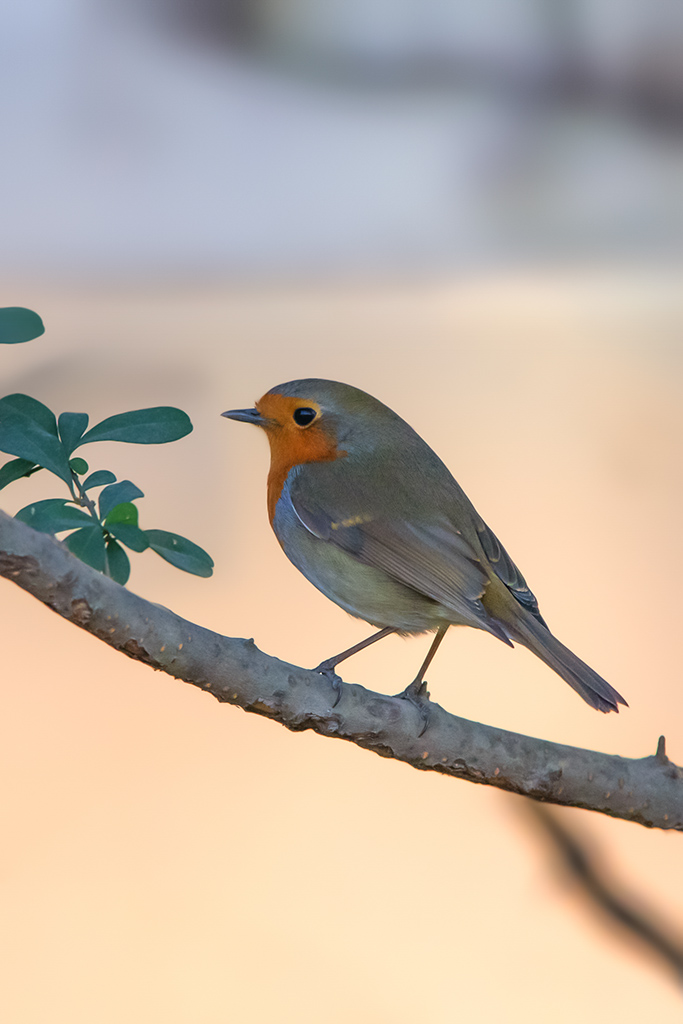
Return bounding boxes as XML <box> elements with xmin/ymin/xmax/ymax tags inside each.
<box><xmin>288</xmin><ymin>479</ymin><xmax>512</xmax><ymax>644</ymax></box>
<box><xmin>474</xmin><ymin>517</ymin><xmax>547</xmax><ymax>627</ymax></box>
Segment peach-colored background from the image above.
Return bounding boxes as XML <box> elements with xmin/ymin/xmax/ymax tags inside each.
<box><xmin>1</xmin><ymin>269</ymin><xmax>682</xmax><ymax>1022</ymax></box>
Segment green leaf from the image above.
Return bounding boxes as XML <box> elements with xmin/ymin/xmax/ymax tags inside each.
<box><xmin>76</xmin><ymin>407</ymin><xmax>192</xmax><ymax>447</ymax></box>
<box><xmin>0</xmin><ymin>419</ymin><xmax>72</xmax><ymax>483</ymax></box>
<box><xmin>0</xmin><ymin>457</ymin><xmax>39</xmax><ymax>491</ymax></box>
<box><xmin>64</xmin><ymin>525</ymin><xmax>107</xmax><ymax>572</ymax></box>
<box><xmin>58</xmin><ymin>412</ymin><xmax>89</xmax><ymax>454</ymax></box>
<box><xmin>0</xmin><ymin>307</ymin><xmax>45</xmax><ymax>344</ymax></box>
<box><xmin>99</xmin><ymin>480</ymin><xmax>144</xmax><ymax>519</ymax></box>
<box><xmin>105</xmin><ymin>538</ymin><xmax>130</xmax><ymax>585</ymax></box>
<box><xmin>15</xmin><ymin>498</ymin><xmax>95</xmax><ymax>533</ymax></box>
<box><xmin>103</xmin><ymin>501</ymin><xmax>138</xmax><ymax>525</ymax></box>
<box><xmin>104</xmin><ymin>502</ymin><xmax>149</xmax><ymax>552</ymax></box>
<box><xmin>107</xmin><ymin>523</ymin><xmax>149</xmax><ymax>553</ymax></box>
<box><xmin>0</xmin><ymin>395</ymin><xmax>71</xmax><ymax>484</ymax></box>
<box><xmin>69</xmin><ymin>457</ymin><xmax>89</xmax><ymax>474</ymax></box>
<box><xmin>83</xmin><ymin>470</ymin><xmax>116</xmax><ymax>491</ymax></box>
<box><xmin>145</xmin><ymin>529</ymin><xmax>214</xmax><ymax>577</ymax></box>
<box><xmin>0</xmin><ymin>394</ymin><xmax>58</xmax><ymax>435</ymax></box>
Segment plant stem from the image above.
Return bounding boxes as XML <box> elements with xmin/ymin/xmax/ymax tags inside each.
<box><xmin>70</xmin><ymin>471</ymin><xmax>101</xmax><ymax>524</ymax></box>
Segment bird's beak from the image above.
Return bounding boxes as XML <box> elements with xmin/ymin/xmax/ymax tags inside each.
<box><xmin>221</xmin><ymin>407</ymin><xmax>267</xmax><ymax>426</ymax></box>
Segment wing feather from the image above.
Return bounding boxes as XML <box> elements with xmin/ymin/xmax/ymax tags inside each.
<box><xmin>289</xmin><ymin>477</ymin><xmax>512</xmax><ymax>644</ymax></box>
<box><xmin>474</xmin><ymin>518</ymin><xmax>547</xmax><ymax>627</ymax></box>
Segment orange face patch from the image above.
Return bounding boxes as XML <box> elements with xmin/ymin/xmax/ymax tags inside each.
<box><xmin>256</xmin><ymin>392</ymin><xmax>345</xmax><ymax>521</ymax></box>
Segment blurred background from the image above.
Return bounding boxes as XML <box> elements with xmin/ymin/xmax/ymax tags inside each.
<box><xmin>1</xmin><ymin>2</ymin><xmax>682</xmax><ymax>1022</ymax></box>
<box><xmin>2</xmin><ymin>0</ymin><xmax>682</xmax><ymax>273</ymax></box>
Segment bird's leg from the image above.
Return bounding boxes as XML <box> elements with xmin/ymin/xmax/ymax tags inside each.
<box><xmin>314</xmin><ymin>627</ymin><xmax>397</xmax><ymax>706</ymax></box>
<box><xmin>314</xmin><ymin>626</ymin><xmax>397</xmax><ymax>674</ymax></box>
<box><xmin>398</xmin><ymin>625</ymin><xmax>449</xmax><ymax>700</ymax></box>
<box><xmin>394</xmin><ymin>625</ymin><xmax>449</xmax><ymax>736</ymax></box>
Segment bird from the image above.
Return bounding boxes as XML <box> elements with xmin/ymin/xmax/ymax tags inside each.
<box><xmin>223</xmin><ymin>378</ymin><xmax>626</xmax><ymax>723</ymax></box>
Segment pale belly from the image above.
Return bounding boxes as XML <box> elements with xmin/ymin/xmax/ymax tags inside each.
<box><xmin>272</xmin><ymin>496</ymin><xmax>462</xmax><ymax>634</ymax></box>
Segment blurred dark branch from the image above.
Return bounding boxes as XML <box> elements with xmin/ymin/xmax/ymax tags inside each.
<box><xmin>528</xmin><ymin>802</ymin><xmax>683</xmax><ymax>982</ymax></box>
<box><xmin>1</xmin><ymin>510</ymin><xmax>682</xmax><ymax>830</ymax></box>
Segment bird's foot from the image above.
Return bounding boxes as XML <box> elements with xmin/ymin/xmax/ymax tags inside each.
<box><xmin>393</xmin><ymin>679</ymin><xmax>431</xmax><ymax>737</ymax></box>
<box><xmin>313</xmin><ymin>661</ymin><xmax>343</xmax><ymax>707</ymax></box>
<box><xmin>313</xmin><ymin>656</ymin><xmax>339</xmax><ymax>675</ymax></box>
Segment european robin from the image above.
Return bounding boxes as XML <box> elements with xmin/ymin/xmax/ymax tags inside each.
<box><xmin>223</xmin><ymin>379</ymin><xmax>626</xmax><ymax>720</ymax></box>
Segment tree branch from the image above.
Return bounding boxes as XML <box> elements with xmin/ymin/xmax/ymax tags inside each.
<box><xmin>526</xmin><ymin>803</ymin><xmax>683</xmax><ymax>980</ymax></box>
<box><xmin>1</xmin><ymin>510</ymin><xmax>681</xmax><ymax>831</ymax></box>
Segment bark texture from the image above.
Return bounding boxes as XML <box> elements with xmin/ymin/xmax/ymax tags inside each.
<box><xmin>1</xmin><ymin>510</ymin><xmax>681</xmax><ymax>831</ymax></box>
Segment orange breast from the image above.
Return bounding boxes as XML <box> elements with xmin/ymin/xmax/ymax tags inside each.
<box><xmin>256</xmin><ymin>393</ymin><xmax>345</xmax><ymax>522</ymax></box>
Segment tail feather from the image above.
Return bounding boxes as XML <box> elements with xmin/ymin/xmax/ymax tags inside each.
<box><xmin>509</xmin><ymin>614</ymin><xmax>627</xmax><ymax>714</ymax></box>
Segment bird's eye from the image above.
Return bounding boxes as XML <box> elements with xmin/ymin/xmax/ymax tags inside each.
<box><xmin>293</xmin><ymin>407</ymin><xmax>317</xmax><ymax>427</ymax></box>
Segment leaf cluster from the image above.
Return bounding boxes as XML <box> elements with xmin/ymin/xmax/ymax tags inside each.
<box><xmin>0</xmin><ymin>309</ymin><xmax>213</xmax><ymax>585</ymax></box>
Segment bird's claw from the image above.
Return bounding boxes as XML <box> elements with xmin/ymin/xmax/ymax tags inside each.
<box><xmin>313</xmin><ymin>657</ymin><xmax>337</xmax><ymax>675</ymax></box>
<box><xmin>393</xmin><ymin>679</ymin><xmax>431</xmax><ymax>736</ymax></box>
<box><xmin>313</xmin><ymin>662</ymin><xmax>343</xmax><ymax>707</ymax></box>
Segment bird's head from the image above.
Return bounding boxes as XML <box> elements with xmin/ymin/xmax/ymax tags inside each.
<box><xmin>222</xmin><ymin>378</ymin><xmax>402</xmax><ymax>466</ymax></box>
